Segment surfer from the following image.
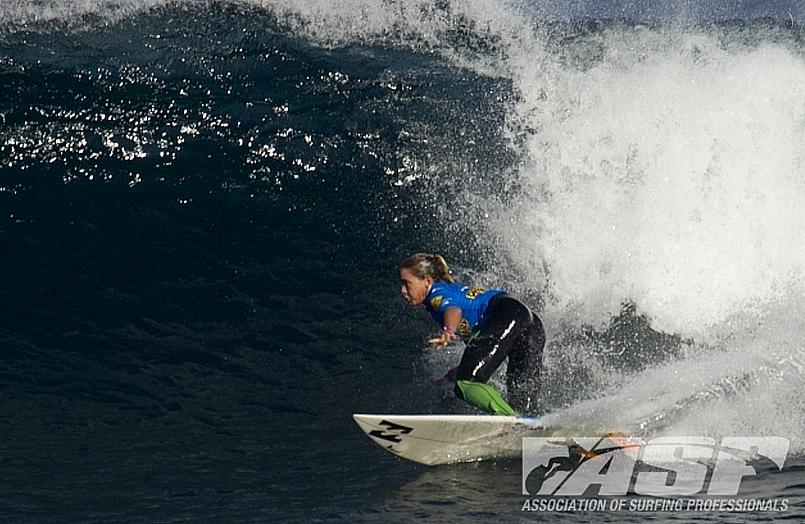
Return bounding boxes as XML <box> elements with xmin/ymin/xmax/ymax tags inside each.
<box><xmin>399</xmin><ymin>253</ymin><xmax>545</xmax><ymax>416</ymax></box>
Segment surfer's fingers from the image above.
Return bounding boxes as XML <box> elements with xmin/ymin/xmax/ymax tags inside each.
<box><xmin>428</xmin><ymin>338</ymin><xmax>447</xmax><ymax>350</ymax></box>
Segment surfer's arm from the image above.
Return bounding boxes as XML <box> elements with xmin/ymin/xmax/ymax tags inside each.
<box><xmin>428</xmin><ymin>306</ymin><xmax>461</xmax><ymax>350</ymax></box>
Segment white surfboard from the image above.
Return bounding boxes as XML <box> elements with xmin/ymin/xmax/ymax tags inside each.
<box><xmin>353</xmin><ymin>413</ymin><xmax>555</xmax><ymax>466</ymax></box>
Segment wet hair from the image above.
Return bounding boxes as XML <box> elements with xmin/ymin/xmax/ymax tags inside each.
<box><xmin>400</xmin><ymin>253</ymin><xmax>455</xmax><ymax>283</ymax></box>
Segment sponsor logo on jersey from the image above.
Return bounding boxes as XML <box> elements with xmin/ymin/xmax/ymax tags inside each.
<box><xmin>465</xmin><ymin>287</ymin><xmax>485</xmax><ymax>299</ymax></box>
<box><xmin>458</xmin><ymin>318</ymin><xmax>471</xmax><ymax>336</ymax></box>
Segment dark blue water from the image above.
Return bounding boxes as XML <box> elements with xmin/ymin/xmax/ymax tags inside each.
<box><xmin>1</xmin><ymin>1</ymin><xmax>804</xmax><ymax>522</ymax></box>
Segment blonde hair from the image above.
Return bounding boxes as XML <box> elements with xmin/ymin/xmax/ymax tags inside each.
<box><xmin>400</xmin><ymin>253</ymin><xmax>455</xmax><ymax>283</ymax></box>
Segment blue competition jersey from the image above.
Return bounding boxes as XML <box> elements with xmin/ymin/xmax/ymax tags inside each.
<box><xmin>424</xmin><ymin>281</ymin><xmax>506</xmax><ymax>336</ymax></box>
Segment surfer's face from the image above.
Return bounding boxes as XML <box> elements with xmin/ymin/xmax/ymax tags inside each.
<box><xmin>400</xmin><ymin>268</ymin><xmax>431</xmax><ymax>305</ymax></box>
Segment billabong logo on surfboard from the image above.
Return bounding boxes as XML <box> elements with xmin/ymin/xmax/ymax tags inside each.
<box><xmin>368</xmin><ymin>419</ymin><xmax>414</xmax><ymax>443</ymax></box>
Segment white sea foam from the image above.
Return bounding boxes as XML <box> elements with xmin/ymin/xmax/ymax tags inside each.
<box><xmin>496</xmin><ymin>25</ymin><xmax>805</xmax><ymax>452</ymax></box>
<box><xmin>501</xmin><ymin>29</ymin><xmax>805</xmax><ymax>336</ymax></box>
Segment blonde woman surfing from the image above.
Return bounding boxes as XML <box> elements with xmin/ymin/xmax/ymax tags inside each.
<box><xmin>399</xmin><ymin>253</ymin><xmax>545</xmax><ymax>415</ymax></box>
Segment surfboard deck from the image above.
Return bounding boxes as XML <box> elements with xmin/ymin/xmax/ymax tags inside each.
<box><xmin>353</xmin><ymin>413</ymin><xmax>553</xmax><ymax>466</ymax></box>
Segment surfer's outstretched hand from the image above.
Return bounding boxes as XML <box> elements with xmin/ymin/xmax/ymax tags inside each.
<box><xmin>428</xmin><ymin>330</ymin><xmax>456</xmax><ymax>350</ymax></box>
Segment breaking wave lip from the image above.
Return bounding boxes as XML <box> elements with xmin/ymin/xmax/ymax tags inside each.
<box><xmin>4</xmin><ymin>0</ymin><xmax>803</xmax><ymax>32</ymax></box>
<box><xmin>0</xmin><ymin>0</ymin><xmax>165</xmax><ymax>33</ymax></box>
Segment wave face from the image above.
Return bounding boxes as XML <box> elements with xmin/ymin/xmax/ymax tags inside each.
<box><xmin>1</xmin><ymin>1</ymin><xmax>804</xmax><ymax>521</ymax></box>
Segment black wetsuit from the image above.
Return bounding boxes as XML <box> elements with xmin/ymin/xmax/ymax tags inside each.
<box><xmin>452</xmin><ymin>295</ymin><xmax>545</xmax><ymax>413</ymax></box>
<box><xmin>424</xmin><ymin>281</ymin><xmax>545</xmax><ymax>413</ymax></box>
